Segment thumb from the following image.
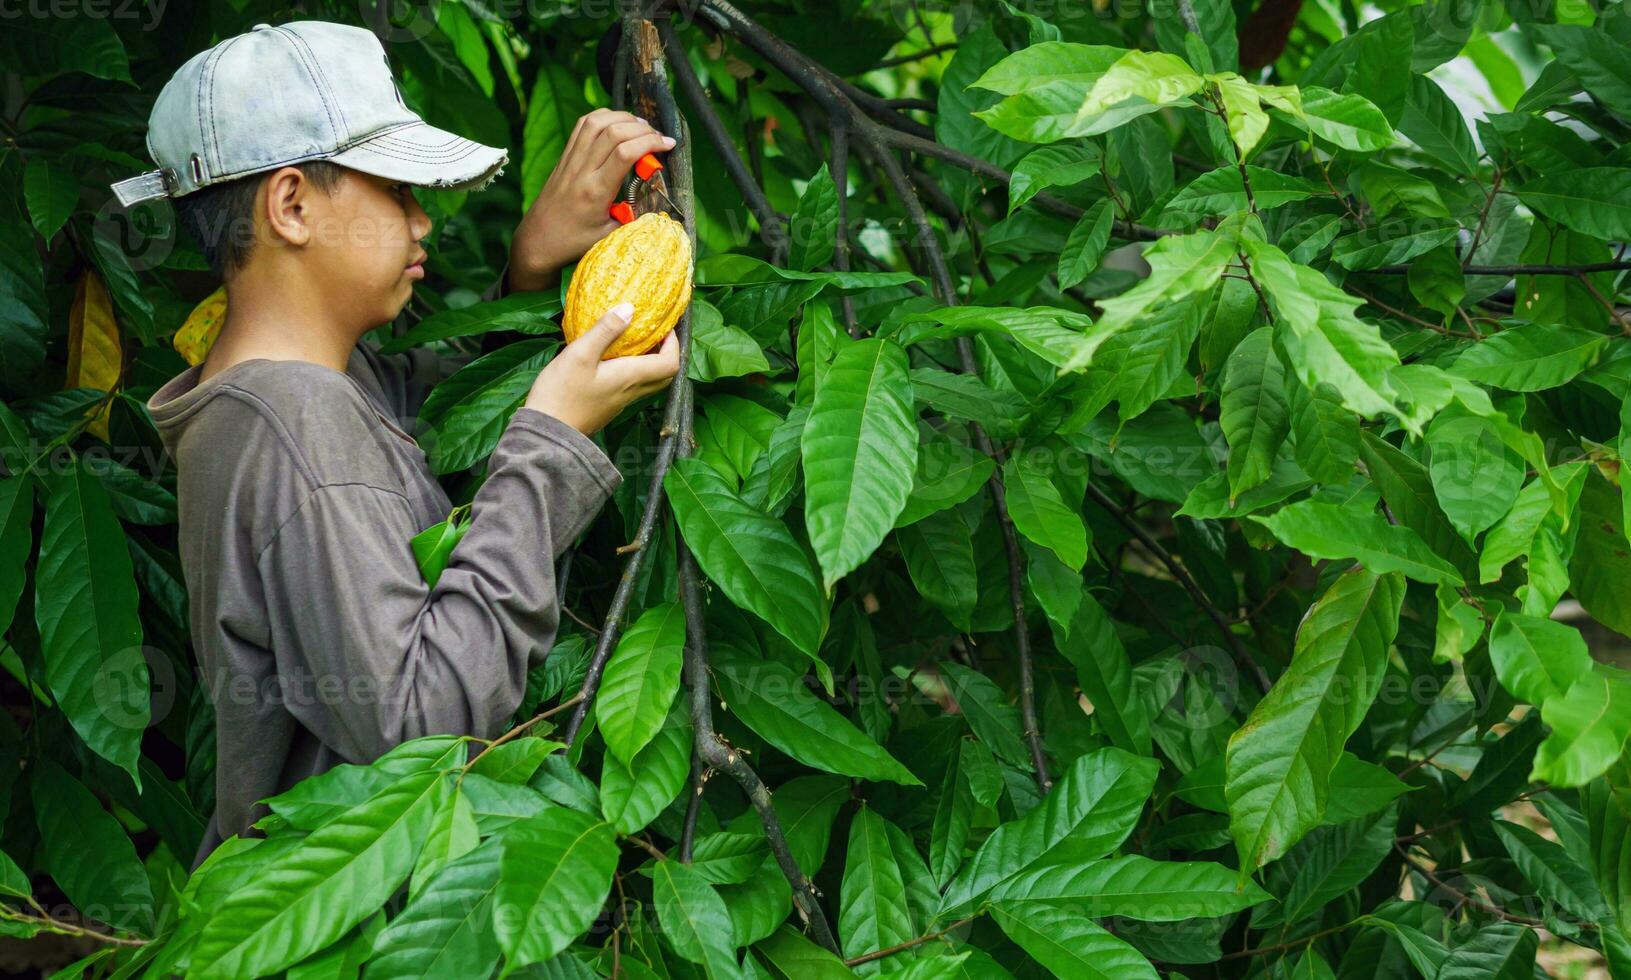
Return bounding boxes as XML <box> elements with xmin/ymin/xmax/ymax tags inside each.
<box><xmin>580</xmin><ymin>302</ymin><xmax>636</xmax><ymax>359</ymax></box>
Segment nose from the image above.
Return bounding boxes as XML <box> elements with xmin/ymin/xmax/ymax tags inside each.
<box><xmin>406</xmin><ymin>191</ymin><xmax>432</xmax><ymax>242</ymax></box>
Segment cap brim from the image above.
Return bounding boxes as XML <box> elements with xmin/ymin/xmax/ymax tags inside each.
<box><xmin>328</xmin><ymin>122</ymin><xmax>508</xmax><ymax>192</ymax></box>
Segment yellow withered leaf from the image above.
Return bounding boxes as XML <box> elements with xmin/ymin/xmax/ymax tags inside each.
<box><xmin>66</xmin><ymin>271</ymin><xmax>123</xmax><ymax>440</ymax></box>
<box><xmin>173</xmin><ymin>286</ymin><xmax>228</xmax><ymax>367</ymax></box>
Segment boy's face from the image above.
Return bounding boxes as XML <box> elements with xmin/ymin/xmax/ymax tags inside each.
<box><xmin>297</xmin><ymin>169</ymin><xmax>431</xmax><ymax>329</ymax></box>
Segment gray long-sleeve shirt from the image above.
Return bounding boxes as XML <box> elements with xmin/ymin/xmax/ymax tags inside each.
<box><xmin>148</xmin><ymin>339</ymin><xmax>622</xmax><ymax>867</ymax></box>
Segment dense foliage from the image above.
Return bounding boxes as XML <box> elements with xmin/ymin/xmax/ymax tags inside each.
<box><xmin>5</xmin><ymin>0</ymin><xmax>1631</xmax><ymax>976</ymax></box>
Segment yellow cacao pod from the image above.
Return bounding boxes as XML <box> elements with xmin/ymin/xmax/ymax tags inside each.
<box><xmin>562</xmin><ymin>211</ymin><xmax>693</xmax><ymax>360</ymax></box>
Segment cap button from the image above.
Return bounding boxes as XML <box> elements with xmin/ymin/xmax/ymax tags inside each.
<box><xmin>251</xmin><ymin>23</ymin><xmax>273</xmax><ymax>30</ymax></box>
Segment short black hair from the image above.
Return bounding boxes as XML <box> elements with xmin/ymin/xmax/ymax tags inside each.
<box><xmin>173</xmin><ymin>160</ymin><xmax>346</xmax><ymax>278</ymax></box>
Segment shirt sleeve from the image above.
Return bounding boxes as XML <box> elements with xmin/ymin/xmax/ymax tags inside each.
<box><xmin>254</xmin><ymin>407</ymin><xmax>622</xmax><ymax>764</ymax></box>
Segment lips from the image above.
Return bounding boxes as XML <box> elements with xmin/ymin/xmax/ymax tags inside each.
<box><xmin>405</xmin><ymin>251</ymin><xmax>428</xmax><ymax>280</ymax></box>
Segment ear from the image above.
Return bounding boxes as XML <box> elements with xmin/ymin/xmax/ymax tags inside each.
<box><xmin>260</xmin><ymin>166</ymin><xmax>316</xmax><ymax>249</ymax></box>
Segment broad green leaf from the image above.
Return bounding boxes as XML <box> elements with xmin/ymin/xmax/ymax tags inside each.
<box><xmin>1047</xmin><ymin>588</ymin><xmax>1151</xmax><ymax>756</ymax></box>
<box><xmin>790</xmin><ymin>163</ymin><xmax>838</xmax><ymax>272</ymax></box>
<box><xmin>1427</xmin><ymin>411</ymin><xmax>1524</xmax><ymax>540</ymax></box>
<box><xmin>989</xmin><ymin>854</ymin><xmax>1270</xmax><ymax>920</ymax></box>
<box><xmin>1249</xmin><ymin>498</ymin><xmax>1463</xmax><ymax>585</ymax></box>
<box><xmin>493</xmin><ymin>807</ymin><xmax>618</xmax><ymax>972</ymax></box>
<box><xmin>666</xmin><ymin>457</ymin><xmax>826</xmax><ymax>658</ymax></box>
<box><xmin>754</xmin><ymin>925</ymin><xmax>855</xmax><ymax>980</ymax></box>
<box><xmin>379</xmin><ymin>292</ymin><xmax>563</xmax><ymax>353</ymax></box>
<box><xmin>1220</xmin><ymin>326</ymin><xmax>1291</xmax><ymax>499</ymax></box>
<box><xmin>521</xmin><ymin>62</ymin><xmax>590</xmax><ymax>208</ymax></box>
<box><xmin>1515</xmin><ymin>168</ymin><xmax>1631</xmax><ymax>242</ymax></box>
<box><xmin>1299</xmin><ymin>87</ymin><xmax>1395</xmax><ymax>151</ymax></box>
<box><xmin>1063</xmin><ymin>226</ymin><xmax>1238</xmax><ymax>372</ymax></box>
<box><xmin>1244</xmin><ymin>239</ymin><xmax>1403</xmax><ymax>425</ymax></box>
<box><xmin>1058</xmin><ymin>200</ymin><xmax>1115</xmax><ymax>289</ymax></box>
<box><xmin>1488</xmin><ymin>610</ymin><xmax>1593</xmax><ymax>707</ymax></box>
<box><xmin>191</xmin><ymin>771</ymin><xmax>449</xmax><ymax>978</ymax></box>
<box><xmin>1255</xmin><ymin>804</ymin><xmax>1397</xmax><ymax>927</ymax></box>
<box><xmin>1436</xmin><ymin>923</ymin><xmax>1538</xmax><ymax>980</ymax></box>
<box><xmin>688</xmin><ymin>832</ymin><xmax>771</xmax><ymax>886</ymax></box>
<box><xmin>24</xmin><ymin>158</ymin><xmax>77</xmax><ymax>241</ymax></box>
<box><xmin>1001</xmin><ymin>454</ymin><xmax>1086</xmax><ymax>572</ymax></box>
<box><xmin>989</xmin><ymin>903</ymin><xmax>1157</xmax><ymax>980</ymax></box>
<box><xmin>410</xmin><ymin>787</ymin><xmax>479</xmax><ymax>899</ymax></box>
<box><xmin>1331</xmin><ymin>220</ymin><xmax>1459</xmax><ymax>270</ymax></box>
<box><xmin>1449</xmin><ymin>323</ymin><xmax>1607</xmax><ymax>392</ymax></box>
<box><xmin>597</xmin><ymin>602</ymin><xmax>686</xmax><ymax>764</ymax></box>
<box><xmin>1215</xmin><ymin>73</ymin><xmax>1270</xmax><ymax>157</ymax></box>
<box><xmin>600</xmin><ymin>702</ymin><xmax>691</xmax><ymax>834</ymax></box>
<box><xmin>36</xmin><ymin>462</ymin><xmax>146</xmax><ymax>782</ymax></box>
<box><xmin>930</xmin><ymin>743</ymin><xmax>976</xmax><ymax>889</ymax></box>
<box><xmin>31</xmin><ymin>760</ymin><xmax>153</xmax><ymax>936</ymax></box>
<box><xmin>895</xmin><ymin>510</ymin><xmax>977</xmax><ymax>632</ymax></box>
<box><xmin>1494</xmin><ymin>819</ymin><xmax>1607</xmax><ymax>922</ymax></box>
<box><xmin>713</xmin><ymin>648</ymin><xmax>919</xmax><ymax>786</ymax></box>
<box><xmin>1009</xmin><ymin>145</ymin><xmax>1101</xmax><ymax>214</ymax></box>
<box><xmin>1359</xmin><ymin>430</ymin><xmax>1479</xmax><ymax>583</ymax></box>
<box><xmin>939</xmin><ymin>660</ymin><xmax>1032</xmax><ymax>772</ymax></box>
<box><xmin>893</xmin><ymin>306</ymin><xmax>1097</xmax><ymax>368</ymax></box>
<box><xmin>1226</xmin><ymin>567</ymin><xmax>1406</xmax><ymax>870</ymax></box>
<box><xmin>1398</xmin><ymin>75</ymin><xmax>1479</xmax><ymax>176</ymax></box>
<box><xmin>1534</xmin><ymin>666</ymin><xmax>1631</xmax><ymax>787</ymax></box>
<box><xmin>1077</xmin><ymin>50</ymin><xmax>1205</xmax><ymax>118</ymax></box>
<box><xmin>801</xmin><ymin>338</ymin><xmax>918</xmax><ymax>591</ymax></box>
<box><xmin>369</xmin><ymin>839</ymin><xmax>502</xmax><ymax>980</ymax></box>
<box><xmin>1585</xmin><ymin>771</ymin><xmax>1631</xmax><ymax>938</ymax></box>
<box><xmin>1163</xmin><ymin>167</ymin><xmax>1325</xmax><ymax>221</ymax></box>
<box><xmin>839</xmin><ymin>808</ymin><xmax>914</xmax><ymax>970</ymax></box>
<box><xmin>1096</xmin><ymin>291</ymin><xmax>1207</xmax><ymax>423</ymax></box>
<box><xmin>691</xmin><ymin>299</ymin><xmax>770</xmax><ymax>384</ymax></box>
<box><xmin>696</xmin><ymin>255</ymin><xmax>918</xmax><ymax>291</ymax></box>
<box><xmin>895</xmin><ymin>437</ymin><xmax>993</xmax><ymax>528</ymax></box>
<box><xmin>0</xmin><ymin>478</ymin><xmax>31</xmax><ymax>639</ymax></box>
<box><xmin>939</xmin><ymin>747</ymin><xmax>1158</xmax><ymax>916</ymax></box>
<box><xmin>653</xmin><ymin>859</ymin><xmax>744</xmax><ymax>979</ymax></box>
<box><xmin>420</xmin><ymin>340</ymin><xmax>557</xmax><ymax>474</ymax></box>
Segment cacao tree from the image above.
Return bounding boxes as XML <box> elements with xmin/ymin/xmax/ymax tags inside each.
<box><xmin>3</xmin><ymin>0</ymin><xmax>1631</xmax><ymax>977</ymax></box>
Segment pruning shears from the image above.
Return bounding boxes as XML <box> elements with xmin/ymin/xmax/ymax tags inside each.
<box><xmin>609</xmin><ymin>151</ymin><xmax>682</xmax><ymax>224</ymax></box>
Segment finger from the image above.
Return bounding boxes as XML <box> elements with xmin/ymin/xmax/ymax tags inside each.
<box><xmin>627</xmin><ymin>329</ymin><xmax>681</xmax><ymax>383</ymax></box>
<box><xmin>590</xmin><ymin>120</ymin><xmax>669</xmax><ymax>170</ymax></box>
<box><xmin>592</xmin><ymin>132</ymin><xmax>681</xmax><ymax>188</ymax></box>
<box><xmin>574</xmin><ymin>302</ymin><xmax>637</xmax><ymax>360</ymax></box>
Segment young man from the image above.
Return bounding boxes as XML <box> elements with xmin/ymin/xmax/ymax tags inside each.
<box><xmin>110</xmin><ymin>20</ymin><xmax>680</xmax><ymax>866</ymax></box>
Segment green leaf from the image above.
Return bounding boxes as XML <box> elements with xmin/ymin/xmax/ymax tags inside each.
<box><xmin>653</xmin><ymin>859</ymin><xmax>744</xmax><ymax>979</ymax></box>
<box><xmin>1494</xmin><ymin>819</ymin><xmax>1607</xmax><ymax>922</ymax></box>
<box><xmin>1287</xmin><ymin>379</ymin><xmax>1359</xmax><ymax>486</ymax></box>
<box><xmin>1449</xmin><ymin>322</ymin><xmax>1607</xmax><ymax>392</ymax></box>
<box><xmin>521</xmin><ymin>62</ymin><xmax>590</xmax><ymax>208</ymax></box>
<box><xmin>1534</xmin><ymin>665</ymin><xmax>1631</xmax><ymax>787</ymax></box>
<box><xmin>379</xmin><ymin>292</ymin><xmax>563</xmax><ymax>353</ymax></box>
<box><xmin>36</xmin><ymin>461</ymin><xmax>146</xmax><ymax>782</ymax></box>
<box><xmin>1516</xmin><ymin>168</ymin><xmax>1631</xmax><ymax>241</ymax></box>
<box><xmin>713</xmin><ymin>648</ymin><xmax>919</xmax><ymax>786</ymax></box>
<box><xmin>368</xmin><ymin>839</ymin><xmax>503</xmax><ymax>980</ymax></box>
<box><xmin>597</xmin><ymin>602</ymin><xmax>686</xmax><ymax>764</ymax></box>
<box><xmin>1047</xmin><ymin>589</ymin><xmax>1151</xmax><ymax>756</ymax></box>
<box><xmin>1427</xmin><ymin>411</ymin><xmax>1524</xmax><ymax>540</ymax></box>
<box><xmin>1009</xmin><ymin>145</ymin><xmax>1101</xmax><ymax>214</ymax></box>
<box><xmin>930</xmin><ymin>743</ymin><xmax>976</xmax><ymax>890</ymax></box>
<box><xmin>1163</xmin><ymin>167</ymin><xmax>1326</xmax><ymax>221</ymax></box>
<box><xmin>790</xmin><ymin>163</ymin><xmax>838</xmax><ymax>272</ymax></box>
<box><xmin>420</xmin><ymin>340</ymin><xmax>557</xmax><ymax>474</ymax></box>
<box><xmin>31</xmin><ymin>759</ymin><xmax>153</xmax><ymax>935</ymax></box>
<box><xmin>0</xmin><ymin>477</ymin><xmax>32</xmax><ymax>639</ymax></box>
<box><xmin>600</xmin><ymin>702</ymin><xmax>692</xmax><ymax>834</ymax></box>
<box><xmin>893</xmin><ymin>306</ymin><xmax>1096</xmax><ymax>369</ymax></box>
<box><xmin>1001</xmin><ymin>453</ymin><xmax>1087</xmax><ymax>572</ymax></box>
<box><xmin>1532</xmin><ymin>25</ymin><xmax>1631</xmax><ymax>122</ymax></box>
<box><xmin>1331</xmin><ymin>220</ymin><xmax>1459</xmax><ymax>270</ymax></box>
<box><xmin>939</xmin><ymin>747</ymin><xmax>1158</xmax><ymax>916</ymax></box>
<box><xmin>1398</xmin><ymin>75</ymin><xmax>1479</xmax><ymax>176</ymax></box>
<box><xmin>1249</xmin><ymin>498</ymin><xmax>1463</xmax><ymax>585</ymax></box>
<box><xmin>754</xmin><ymin>925</ymin><xmax>855</xmax><ymax>980</ymax></box>
<box><xmin>691</xmin><ymin>299</ymin><xmax>771</xmax><ymax>384</ymax></box>
<box><xmin>1063</xmin><ymin>226</ymin><xmax>1238</xmax><ymax>372</ymax></box>
<box><xmin>696</xmin><ymin>255</ymin><xmax>919</xmax><ymax>291</ymax></box>
<box><xmin>493</xmin><ymin>807</ymin><xmax>619</xmax><ymax>972</ymax></box>
<box><xmin>1255</xmin><ymin>804</ymin><xmax>1398</xmax><ymax>927</ymax></box>
<box><xmin>1058</xmin><ymin>200</ymin><xmax>1115</xmax><ymax>289</ymax></box>
<box><xmin>191</xmin><ymin>771</ymin><xmax>449</xmax><ymax>978</ymax></box>
<box><xmin>1488</xmin><ymin>610</ymin><xmax>1593</xmax><ymax>707</ymax></box>
<box><xmin>939</xmin><ymin>660</ymin><xmax>1032</xmax><ymax>771</ymax></box>
<box><xmin>666</xmin><ymin>456</ymin><xmax>826</xmax><ymax>658</ymax></box>
<box><xmin>989</xmin><ymin>854</ymin><xmax>1270</xmax><ymax>920</ymax></box>
<box><xmin>989</xmin><ymin>903</ymin><xmax>1157</xmax><ymax>980</ymax></box>
<box><xmin>1299</xmin><ymin>87</ymin><xmax>1395</xmax><ymax>151</ymax></box>
<box><xmin>801</xmin><ymin>338</ymin><xmax>918</xmax><ymax>591</ymax></box>
<box><xmin>839</xmin><ymin>808</ymin><xmax>915</xmax><ymax>969</ymax></box>
<box><xmin>1226</xmin><ymin>567</ymin><xmax>1406</xmax><ymax>870</ymax></box>
<box><xmin>1436</xmin><ymin>923</ymin><xmax>1538</xmax><ymax>980</ymax></box>
<box><xmin>24</xmin><ymin>159</ymin><xmax>77</xmax><ymax>241</ymax></box>
<box><xmin>1220</xmin><ymin>326</ymin><xmax>1291</xmax><ymax>499</ymax></box>
<box><xmin>1244</xmin><ymin>239</ymin><xmax>1403</xmax><ymax>425</ymax></box>
<box><xmin>895</xmin><ymin>510</ymin><xmax>977</xmax><ymax>632</ymax></box>
<box><xmin>688</xmin><ymin>832</ymin><xmax>771</xmax><ymax>886</ymax></box>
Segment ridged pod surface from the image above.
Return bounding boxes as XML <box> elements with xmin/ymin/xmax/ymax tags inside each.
<box><xmin>562</xmin><ymin>211</ymin><xmax>693</xmax><ymax>359</ymax></box>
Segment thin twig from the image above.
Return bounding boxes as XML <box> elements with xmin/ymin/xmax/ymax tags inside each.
<box><xmin>844</xmin><ymin>914</ymin><xmax>979</xmax><ymax>966</ymax></box>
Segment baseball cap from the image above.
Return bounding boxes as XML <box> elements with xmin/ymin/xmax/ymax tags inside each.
<box><xmin>111</xmin><ymin>20</ymin><xmax>507</xmax><ymax>207</ymax></box>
